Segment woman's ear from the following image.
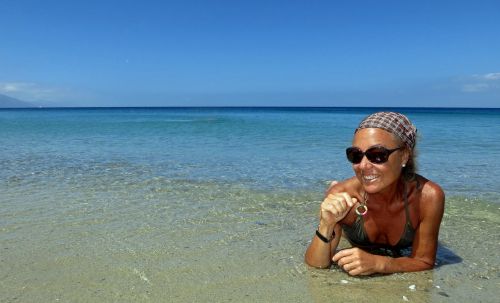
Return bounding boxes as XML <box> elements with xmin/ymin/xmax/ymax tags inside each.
<box><xmin>402</xmin><ymin>148</ymin><xmax>410</xmax><ymax>167</ymax></box>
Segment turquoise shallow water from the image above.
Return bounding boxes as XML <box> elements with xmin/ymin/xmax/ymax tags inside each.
<box><xmin>1</xmin><ymin>107</ymin><xmax>499</xmax><ymax>302</ymax></box>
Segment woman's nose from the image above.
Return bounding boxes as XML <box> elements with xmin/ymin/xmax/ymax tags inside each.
<box><xmin>358</xmin><ymin>154</ymin><xmax>373</xmax><ymax>169</ymax></box>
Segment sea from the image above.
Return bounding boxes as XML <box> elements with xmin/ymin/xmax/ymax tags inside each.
<box><xmin>1</xmin><ymin>107</ymin><xmax>499</xmax><ymax>302</ymax></box>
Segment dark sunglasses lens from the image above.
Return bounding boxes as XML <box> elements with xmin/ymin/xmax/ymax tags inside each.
<box><xmin>365</xmin><ymin>147</ymin><xmax>390</xmax><ymax>164</ymax></box>
<box><xmin>346</xmin><ymin>147</ymin><xmax>363</xmax><ymax>164</ymax></box>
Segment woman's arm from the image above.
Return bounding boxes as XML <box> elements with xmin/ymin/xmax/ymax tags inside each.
<box><xmin>305</xmin><ymin>223</ymin><xmax>343</xmax><ymax>268</ymax></box>
<box><xmin>382</xmin><ymin>181</ymin><xmax>445</xmax><ymax>273</ymax></box>
<box><xmin>305</xmin><ymin>181</ymin><xmax>357</xmax><ymax>269</ymax></box>
<box><xmin>332</xmin><ymin>181</ymin><xmax>445</xmax><ymax>275</ymax></box>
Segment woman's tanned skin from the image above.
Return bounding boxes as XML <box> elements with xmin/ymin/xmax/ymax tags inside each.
<box><xmin>305</xmin><ymin>128</ymin><xmax>445</xmax><ymax>275</ymax></box>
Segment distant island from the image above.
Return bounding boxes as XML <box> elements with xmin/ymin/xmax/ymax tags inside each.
<box><xmin>0</xmin><ymin>94</ymin><xmax>35</xmax><ymax>108</ymax></box>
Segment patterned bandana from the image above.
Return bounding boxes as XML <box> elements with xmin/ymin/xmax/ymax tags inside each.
<box><xmin>356</xmin><ymin>112</ymin><xmax>417</xmax><ymax>149</ymax></box>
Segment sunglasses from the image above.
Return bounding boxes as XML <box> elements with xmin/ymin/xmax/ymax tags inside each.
<box><xmin>346</xmin><ymin>146</ymin><xmax>403</xmax><ymax>164</ymax></box>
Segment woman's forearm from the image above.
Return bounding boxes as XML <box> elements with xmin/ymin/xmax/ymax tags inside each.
<box><xmin>304</xmin><ymin>223</ymin><xmax>341</xmax><ymax>269</ymax></box>
<box><xmin>378</xmin><ymin>256</ymin><xmax>434</xmax><ymax>273</ymax></box>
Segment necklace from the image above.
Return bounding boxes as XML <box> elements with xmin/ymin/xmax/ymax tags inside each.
<box><xmin>355</xmin><ymin>191</ymin><xmax>368</xmax><ymax>216</ymax></box>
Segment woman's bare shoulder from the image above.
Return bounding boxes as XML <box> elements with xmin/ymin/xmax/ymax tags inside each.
<box><xmin>325</xmin><ymin>177</ymin><xmax>361</xmax><ymax>197</ymax></box>
<box><xmin>415</xmin><ymin>175</ymin><xmax>445</xmax><ymax>215</ymax></box>
<box><xmin>414</xmin><ymin>175</ymin><xmax>444</xmax><ymax>199</ymax></box>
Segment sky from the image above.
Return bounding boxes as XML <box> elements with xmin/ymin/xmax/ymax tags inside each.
<box><xmin>1</xmin><ymin>0</ymin><xmax>499</xmax><ymax>107</ymax></box>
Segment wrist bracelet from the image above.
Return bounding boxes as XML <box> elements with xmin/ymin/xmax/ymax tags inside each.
<box><xmin>315</xmin><ymin>229</ymin><xmax>335</xmax><ymax>243</ymax></box>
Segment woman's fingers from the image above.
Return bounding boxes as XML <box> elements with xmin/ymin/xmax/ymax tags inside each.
<box><xmin>333</xmin><ymin>249</ymin><xmax>359</xmax><ymax>273</ymax></box>
<box><xmin>332</xmin><ymin>247</ymin><xmax>355</xmax><ymax>262</ymax></box>
<box><xmin>339</xmin><ymin>192</ymin><xmax>357</xmax><ymax>208</ymax></box>
<box><xmin>332</xmin><ymin>248</ymin><xmax>376</xmax><ymax>276</ymax></box>
<box><xmin>322</xmin><ymin>197</ymin><xmax>343</xmax><ymax>217</ymax></box>
<box><xmin>321</xmin><ymin>192</ymin><xmax>356</xmax><ymax>222</ymax></box>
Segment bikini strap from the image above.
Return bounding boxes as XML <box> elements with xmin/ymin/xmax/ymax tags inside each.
<box><xmin>403</xmin><ymin>182</ymin><xmax>412</xmax><ymax>225</ymax></box>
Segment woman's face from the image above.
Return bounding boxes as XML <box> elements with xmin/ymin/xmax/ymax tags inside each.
<box><xmin>351</xmin><ymin>128</ymin><xmax>408</xmax><ymax>194</ymax></box>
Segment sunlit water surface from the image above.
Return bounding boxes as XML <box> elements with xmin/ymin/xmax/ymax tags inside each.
<box><xmin>1</xmin><ymin>108</ymin><xmax>499</xmax><ymax>302</ymax></box>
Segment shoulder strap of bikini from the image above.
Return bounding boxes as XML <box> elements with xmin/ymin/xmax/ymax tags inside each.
<box><xmin>403</xmin><ymin>182</ymin><xmax>411</xmax><ymax>222</ymax></box>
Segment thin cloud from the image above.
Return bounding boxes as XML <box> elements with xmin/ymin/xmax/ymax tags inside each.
<box><xmin>0</xmin><ymin>82</ymin><xmax>62</xmax><ymax>102</ymax></box>
<box><xmin>462</xmin><ymin>83</ymin><xmax>489</xmax><ymax>93</ymax></box>
<box><xmin>0</xmin><ymin>82</ymin><xmax>33</xmax><ymax>93</ymax></box>
<box><xmin>461</xmin><ymin>72</ymin><xmax>500</xmax><ymax>93</ymax></box>
<box><xmin>483</xmin><ymin>73</ymin><xmax>500</xmax><ymax>80</ymax></box>
<box><xmin>472</xmin><ymin>72</ymin><xmax>500</xmax><ymax>81</ymax></box>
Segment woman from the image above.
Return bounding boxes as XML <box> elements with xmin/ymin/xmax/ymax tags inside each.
<box><xmin>304</xmin><ymin>112</ymin><xmax>445</xmax><ymax>275</ymax></box>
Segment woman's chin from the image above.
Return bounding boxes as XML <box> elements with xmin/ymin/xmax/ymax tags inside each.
<box><xmin>360</xmin><ymin>179</ymin><xmax>383</xmax><ymax>193</ymax></box>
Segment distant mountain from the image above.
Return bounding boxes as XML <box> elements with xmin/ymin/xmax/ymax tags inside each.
<box><xmin>0</xmin><ymin>93</ymin><xmax>35</xmax><ymax>108</ymax></box>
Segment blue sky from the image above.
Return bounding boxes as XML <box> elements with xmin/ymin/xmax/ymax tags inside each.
<box><xmin>1</xmin><ymin>0</ymin><xmax>499</xmax><ymax>107</ymax></box>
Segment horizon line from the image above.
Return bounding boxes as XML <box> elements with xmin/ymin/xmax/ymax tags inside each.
<box><xmin>1</xmin><ymin>105</ymin><xmax>500</xmax><ymax>110</ymax></box>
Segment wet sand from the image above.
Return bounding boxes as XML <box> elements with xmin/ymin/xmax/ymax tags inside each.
<box><xmin>1</xmin><ymin>180</ymin><xmax>498</xmax><ymax>302</ymax></box>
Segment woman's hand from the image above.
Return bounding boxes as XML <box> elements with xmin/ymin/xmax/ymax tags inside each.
<box><xmin>320</xmin><ymin>192</ymin><xmax>357</xmax><ymax>226</ymax></box>
<box><xmin>332</xmin><ymin>248</ymin><xmax>385</xmax><ymax>276</ymax></box>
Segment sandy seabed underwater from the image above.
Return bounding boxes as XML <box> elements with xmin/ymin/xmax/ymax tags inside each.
<box><xmin>1</xmin><ymin>107</ymin><xmax>499</xmax><ymax>302</ymax></box>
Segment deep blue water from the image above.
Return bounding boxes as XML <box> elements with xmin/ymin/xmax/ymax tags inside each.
<box><xmin>1</xmin><ymin>107</ymin><xmax>499</xmax><ymax>199</ymax></box>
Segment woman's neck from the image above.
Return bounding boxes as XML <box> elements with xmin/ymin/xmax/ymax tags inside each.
<box><xmin>365</xmin><ymin>178</ymin><xmax>404</xmax><ymax>207</ymax></box>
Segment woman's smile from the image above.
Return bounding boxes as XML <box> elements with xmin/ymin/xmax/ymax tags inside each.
<box><xmin>362</xmin><ymin>173</ymin><xmax>379</xmax><ymax>183</ymax></box>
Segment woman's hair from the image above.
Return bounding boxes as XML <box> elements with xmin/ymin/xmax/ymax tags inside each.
<box><xmin>400</xmin><ymin>138</ymin><xmax>418</xmax><ymax>181</ymax></box>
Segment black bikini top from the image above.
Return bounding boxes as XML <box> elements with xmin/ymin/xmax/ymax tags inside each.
<box><xmin>341</xmin><ymin>182</ymin><xmax>416</xmax><ymax>255</ymax></box>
